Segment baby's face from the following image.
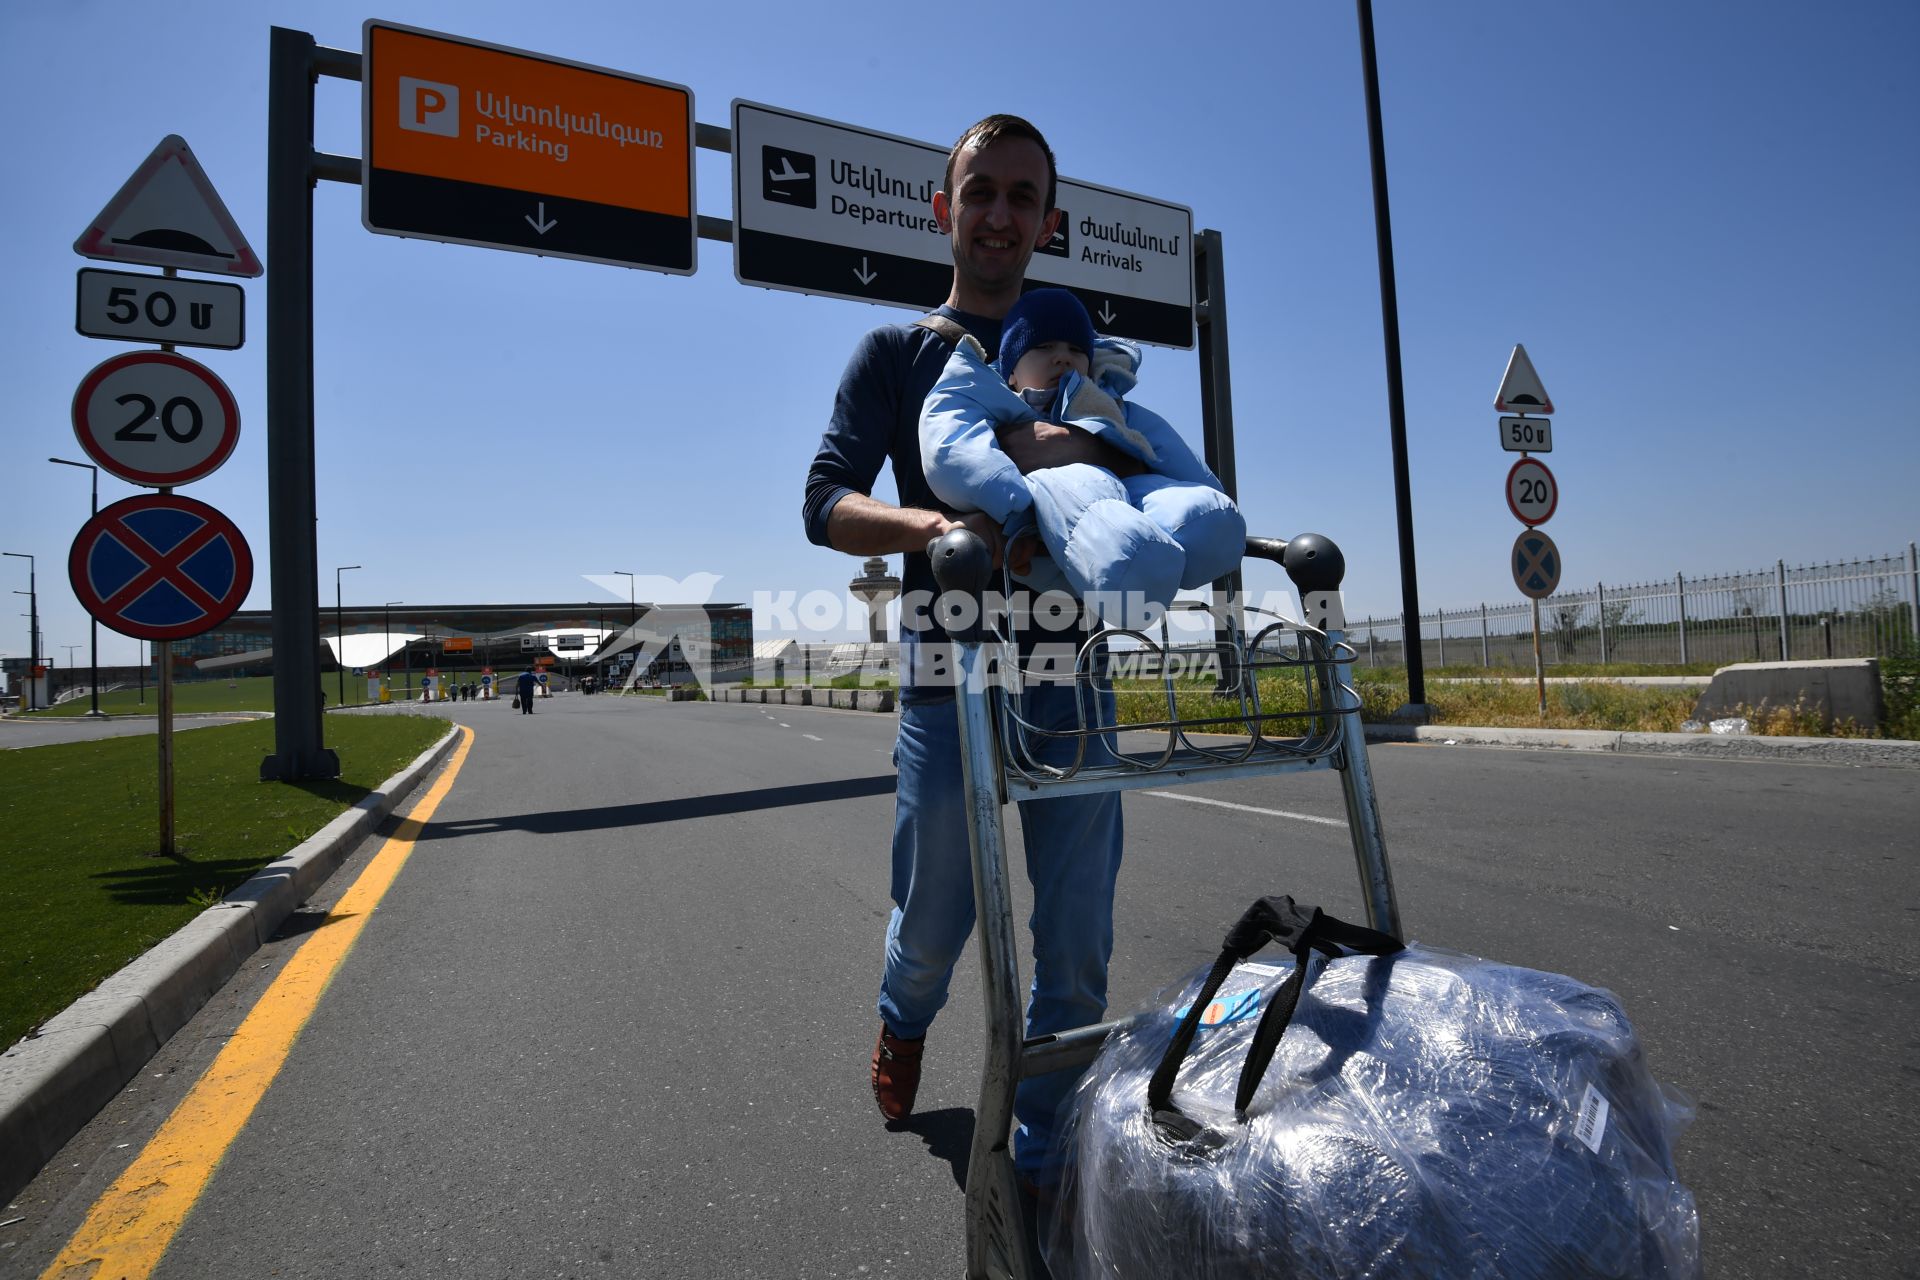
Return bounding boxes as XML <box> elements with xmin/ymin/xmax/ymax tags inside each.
<box><xmin>1009</xmin><ymin>340</ymin><xmax>1090</xmax><ymax>393</ymax></box>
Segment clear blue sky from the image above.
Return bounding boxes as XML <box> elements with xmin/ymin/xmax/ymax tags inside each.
<box><xmin>3</xmin><ymin>0</ymin><xmax>1915</xmax><ymax>669</ymax></box>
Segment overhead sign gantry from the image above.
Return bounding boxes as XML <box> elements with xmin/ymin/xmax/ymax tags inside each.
<box><xmin>259</xmin><ymin>22</ymin><xmax>1238</xmax><ymax>782</ymax></box>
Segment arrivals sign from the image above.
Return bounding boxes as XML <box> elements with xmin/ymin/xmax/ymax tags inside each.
<box><xmin>731</xmin><ymin>101</ymin><xmax>1195</xmax><ymax>348</ymax></box>
<box><xmin>362</xmin><ymin>21</ymin><xmax>696</xmax><ymax>274</ymax></box>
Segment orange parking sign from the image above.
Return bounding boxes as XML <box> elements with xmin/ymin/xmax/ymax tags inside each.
<box><xmin>362</xmin><ymin>21</ymin><xmax>695</xmax><ymax>273</ymax></box>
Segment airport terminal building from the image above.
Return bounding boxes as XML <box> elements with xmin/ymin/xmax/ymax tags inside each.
<box><xmin>167</xmin><ymin>601</ymin><xmax>753</xmax><ymax>687</ymax></box>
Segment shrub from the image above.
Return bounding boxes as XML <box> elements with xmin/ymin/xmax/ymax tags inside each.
<box><xmin>1881</xmin><ymin>643</ymin><xmax>1919</xmax><ymax>740</ymax></box>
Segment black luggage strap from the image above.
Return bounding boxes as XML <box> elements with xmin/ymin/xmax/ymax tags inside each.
<box><xmin>913</xmin><ymin>312</ymin><xmax>969</xmax><ymax>348</ymax></box>
<box><xmin>1146</xmin><ymin>896</ymin><xmax>1402</xmax><ymax>1136</ymax></box>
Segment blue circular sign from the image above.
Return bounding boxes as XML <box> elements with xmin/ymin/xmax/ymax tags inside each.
<box><xmin>68</xmin><ymin>493</ymin><xmax>253</xmax><ymax>640</ymax></box>
<box><xmin>1512</xmin><ymin>529</ymin><xmax>1562</xmax><ymax>600</ymax></box>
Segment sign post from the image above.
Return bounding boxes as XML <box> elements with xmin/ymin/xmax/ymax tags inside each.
<box><xmin>1496</xmin><ymin>345</ymin><xmax>1558</xmax><ymax>717</ymax></box>
<box><xmin>73</xmin><ymin>132</ymin><xmax>259</xmax><ymax>843</ymax></box>
<box><xmin>69</xmin><ymin>493</ymin><xmax>253</xmax><ymax>854</ymax></box>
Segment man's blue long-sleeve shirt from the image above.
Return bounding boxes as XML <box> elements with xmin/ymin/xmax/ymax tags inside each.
<box><xmin>804</xmin><ymin>307</ymin><xmax>1002</xmax><ymax>700</ymax></box>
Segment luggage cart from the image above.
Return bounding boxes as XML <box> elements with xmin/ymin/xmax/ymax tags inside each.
<box><xmin>927</xmin><ymin>529</ymin><xmax>1403</xmax><ymax>1280</ymax></box>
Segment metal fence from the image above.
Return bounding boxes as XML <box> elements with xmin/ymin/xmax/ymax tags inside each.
<box><xmin>1349</xmin><ymin>543</ymin><xmax>1919</xmax><ymax>670</ymax></box>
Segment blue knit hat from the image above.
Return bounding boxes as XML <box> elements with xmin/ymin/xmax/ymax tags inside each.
<box><xmin>995</xmin><ymin>288</ymin><xmax>1096</xmax><ymax>382</ymax></box>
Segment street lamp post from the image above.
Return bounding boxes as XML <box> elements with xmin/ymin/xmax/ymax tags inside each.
<box><xmin>3</xmin><ymin>553</ymin><xmax>36</xmax><ymax>710</ymax></box>
<box><xmin>1355</xmin><ymin>0</ymin><xmax>1428</xmax><ymax>715</ymax></box>
<box><xmin>334</xmin><ymin>565</ymin><xmax>360</xmax><ymax>709</ymax></box>
<box><xmin>49</xmin><ymin>458</ymin><xmax>104</xmax><ymax>717</ymax></box>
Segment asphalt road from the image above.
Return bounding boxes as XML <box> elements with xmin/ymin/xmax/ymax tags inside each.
<box><xmin>4</xmin><ymin>693</ymin><xmax>1915</xmax><ymax>1278</ymax></box>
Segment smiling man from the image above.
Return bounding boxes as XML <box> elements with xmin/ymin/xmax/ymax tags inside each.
<box><xmin>802</xmin><ymin>115</ymin><xmax>1131</xmax><ymax>1192</ymax></box>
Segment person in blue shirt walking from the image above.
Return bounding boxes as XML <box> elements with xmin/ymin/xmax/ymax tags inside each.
<box><xmin>803</xmin><ymin>114</ymin><xmax>1135</xmax><ymax>1192</ymax></box>
<box><xmin>516</xmin><ymin>667</ymin><xmax>536</xmax><ymax>714</ymax></box>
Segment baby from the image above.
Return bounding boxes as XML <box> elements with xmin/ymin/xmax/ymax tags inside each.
<box><xmin>919</xmin><ymin>288</ymin><xmax>1245</xmax><ymax>629</ymax></box>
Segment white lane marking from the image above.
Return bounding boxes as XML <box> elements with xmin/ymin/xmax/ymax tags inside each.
<box><xmin>1141</xmin><ymin>790</ymin><xmax>1346</xmax><ymax>827</ymax></box>
<box><xmin>779</xmin><ymin>723</ymin><xmax>791</xmax><ymax>728</ymax></box>
<box><xmin>803</xmin><ymin>733</ymin><xmax>823</xmax><ymax>742</ymax></box>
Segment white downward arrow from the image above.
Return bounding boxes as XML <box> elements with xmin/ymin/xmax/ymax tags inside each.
<box><xmin>1098</xmin><ymin>301</ymin><xmax>1117</xmax><ymax>325</ymax></box>
<box><xmin>853</xmin><ymin>257</ymin><xmax>878</xmax><ymax>286</ymax></box>
<box><xmin>525</xmin><ymin>202</ymin><xmax>558</xmax><ymax>235</ymax></box>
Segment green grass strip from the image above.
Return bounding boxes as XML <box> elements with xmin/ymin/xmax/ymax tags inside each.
<box><xmin>1113</xmin><ymin>670</ymin><xmax>1701</xmax><ymax>735</ymax></box>
<box><xmin>0</xmin><ymin>714</ymin><xmax>450</xmax><ymax>1051</ymax></box>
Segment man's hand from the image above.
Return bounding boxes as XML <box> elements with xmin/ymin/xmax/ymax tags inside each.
<box><xmin>1007</xmin><ymin>531</ymin><xmax>1042</xmax><ymax>578</ymax></box>
<box><xmin>997</xmin><ymin>419</ymin><xmax>1146</xmax><ymax>478</ymax></box>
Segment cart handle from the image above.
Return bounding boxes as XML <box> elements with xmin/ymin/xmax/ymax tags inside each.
<box><xmin>928</xmin><ymin>527</ymin><xmax>996</xmax><ymax>643</ymax></box>
<box><xmin>1246</xmin><ymin>534</ymin><xmax>1347</xmax><ymax>596</ymax></box>
<box><xmin>928</xmin><ymin>529</ymin><xmax>1351</xmax><ymax>640</ymax></box>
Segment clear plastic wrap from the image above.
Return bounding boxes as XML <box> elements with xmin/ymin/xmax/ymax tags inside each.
<box><xmin>1045</xmin><ymin>941</ymin><xmax>1701</xmax><ymax>1279</ymax></box>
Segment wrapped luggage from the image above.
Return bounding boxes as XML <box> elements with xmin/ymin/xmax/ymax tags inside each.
<box><xmin>1045</xmin><ymin>896</ymin><xmax>1702</xmax><ymax>1279</ymax></box>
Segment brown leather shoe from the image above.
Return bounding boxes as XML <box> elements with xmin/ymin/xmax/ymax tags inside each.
<box><xmin>871</xmin><ymin>1026</ymin><xmax>926</xmax><ymax>1121</ymax></box>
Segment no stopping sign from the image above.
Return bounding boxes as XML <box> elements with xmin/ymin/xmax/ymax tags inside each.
<box><xmin>69</xmin><ymin>493</ymin><xmax>253</xmax><ymax>640</ymax></box>
<box><xmin>72</xmin><ymin>350</ymin><xmax>240</xmax><ymax>487</ymax></box>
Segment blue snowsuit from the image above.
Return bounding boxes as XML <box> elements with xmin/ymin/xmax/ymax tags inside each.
<box><xmin>919</xmin><ymin>334</ymin><xmax>1244</xmax><ymax>629</ymax></box>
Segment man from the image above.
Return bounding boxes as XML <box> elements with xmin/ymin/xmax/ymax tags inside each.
<box><xmin>516</xmin><ymin>666</ymin><xmax>536</xmax><ymax>714</ymax></box>
<box><xmin>803</xmin><ymin>115</ymin><xmax>1140</xmax><ymax>1188</ymax></box>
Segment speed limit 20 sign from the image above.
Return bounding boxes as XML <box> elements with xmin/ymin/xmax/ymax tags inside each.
<box><xmin>72</xmin><ymin>351</ymin><xmax>239</xmax><ymax>487</ymax></box>
<box><xmin>1505</xmin><ymin>457</ymin><xmax>1558</xmax><ymax>527</ymax></box>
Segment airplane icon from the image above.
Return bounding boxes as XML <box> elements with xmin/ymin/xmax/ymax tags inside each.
<box><xmin>762</xmin><ymin>146</ymin><xmax>817</xmax><ymax>208</ymax></box>
<box><xmin>1038</xmin><ymin>212</ymin><xmax>1069</xmax><ymax>257</ymax></box>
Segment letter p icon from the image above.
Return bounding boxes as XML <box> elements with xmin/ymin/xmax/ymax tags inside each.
<box><xmin>398</xmin><ymin>76</ymin><xmax>459</xmax><ymax>137</ymax></box>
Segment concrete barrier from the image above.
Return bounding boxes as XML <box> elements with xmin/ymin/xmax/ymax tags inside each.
<box><xmin>1691</xmin><ymin>659</ymin><xmax>1884</xmax><ymax>731</ymax></box>
<box><xmin>704</xmin><ymin>686</ymin><xmax>896</xmax><ymax>712</ymax></box>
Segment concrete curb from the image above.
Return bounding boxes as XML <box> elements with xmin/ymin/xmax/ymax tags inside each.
<box><xmin>1363</xmin><ymin>723</ymin><xmax>1920</xmax><ymax>766</ymax></box>
<box><xmin>0</xmin><ymin>722</ymin><xmax>464</xmax><ymax>1203</ymax></box>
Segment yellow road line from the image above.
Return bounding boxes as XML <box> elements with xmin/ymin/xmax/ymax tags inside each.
<box><xmin>40</xmin><ymin>725</ymin><xmax>474</xmax><ymax>1280</ymax></box>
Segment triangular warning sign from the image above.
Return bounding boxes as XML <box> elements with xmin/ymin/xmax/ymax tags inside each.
<box><xmin>74</xmin><ymin>135</ymin><xmax>262</xmax><ymax>277</ymax></box>
<box><xmin>1495</xmin><ymin>344</ymin><xmax>1553</xmax><ymax>414</ymax></box>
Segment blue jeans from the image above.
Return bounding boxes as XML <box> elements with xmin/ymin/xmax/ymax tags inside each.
<box><xmin>878</xmin><ymin>681</ymin><xmax>1124</xmax><ymax>1176</ymax></box>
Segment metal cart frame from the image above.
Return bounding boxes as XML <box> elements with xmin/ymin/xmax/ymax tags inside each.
<box><xmin>927</xmin><ymin>530</ymin><xmax>1403</xmax><ymax>1280</ymax></box>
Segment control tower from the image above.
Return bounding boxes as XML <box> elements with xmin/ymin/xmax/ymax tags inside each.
<box><xmin>848</xmin><ymin>557</ymin><xmax>901</xmax><ymax>644</ymax></box>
